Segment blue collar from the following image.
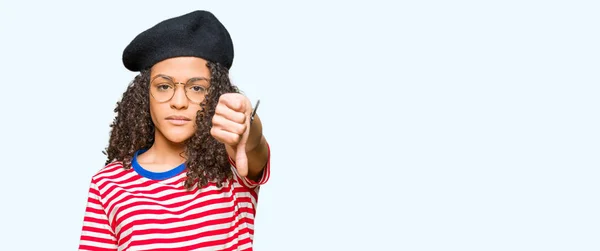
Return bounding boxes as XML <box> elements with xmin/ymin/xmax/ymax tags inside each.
<box><xmin>132</xmin><ymin>149</ymin><xmax>186</xmax><ymax>180</ymax></box>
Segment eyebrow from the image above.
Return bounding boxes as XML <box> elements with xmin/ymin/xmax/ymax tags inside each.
<box><xmin>151</xmin><ymin>74</ymin><xmax>210</xmax><ymax>82</ymax></box>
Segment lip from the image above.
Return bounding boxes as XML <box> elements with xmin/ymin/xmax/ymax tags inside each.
<box><xmin>166</xmin><ymin>115</ymin><xmax>192</xmax><ymax>121</ymax></box>
<box><xmin>165</xmin><ymin>115</ymin><xmax>192</xmax><ymax>125</ymax></box>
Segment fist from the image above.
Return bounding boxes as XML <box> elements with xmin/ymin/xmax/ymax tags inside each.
<box><xmin>210</xmin><ymin>93</ymin><xmax>253</xmax><ymax>176</ymax></box>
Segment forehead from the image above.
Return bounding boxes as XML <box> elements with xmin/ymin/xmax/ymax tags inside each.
<box><xmin>150</xmin><ymin>57</ymin><xmax>211</xmax><ymax>81</ymax></box>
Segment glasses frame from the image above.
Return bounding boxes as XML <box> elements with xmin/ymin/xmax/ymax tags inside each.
<box><xmin>149</xmin><ymin>75</ymin><xmax>211</xmax><ymax>104</ymax></box>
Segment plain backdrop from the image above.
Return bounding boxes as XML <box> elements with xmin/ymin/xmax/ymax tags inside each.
<box><xmin>0</xmin><ymin>0</ymin><xmax>598</xmax><ymax>250</ymax></box>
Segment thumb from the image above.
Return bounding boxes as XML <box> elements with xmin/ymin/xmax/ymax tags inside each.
<box><xmin>235</xmin><ymin>109</ymin><xmax>252</xmax><ymax>177</ymax></box>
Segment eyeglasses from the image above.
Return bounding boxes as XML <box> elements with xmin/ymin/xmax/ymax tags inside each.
<box><xmin>150</xmin><ymin>75</ymin><xmax>210</xmax><ymax>104</ymax></box>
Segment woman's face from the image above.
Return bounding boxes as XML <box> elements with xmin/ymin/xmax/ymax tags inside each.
<box><xmin>148</xmin><ymin>56</ymin><xmax>211</xmax><ymax>144</ymax></box>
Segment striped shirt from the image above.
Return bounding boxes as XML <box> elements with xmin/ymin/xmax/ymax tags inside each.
<box><xmin>78</xmin><ymin>146</ymin><xmax>271</xmax><ymax>251</ymax></box>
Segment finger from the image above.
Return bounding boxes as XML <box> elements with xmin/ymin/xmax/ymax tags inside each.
<box><xmin>235</xmin><ymin>121</ymin><xmax>250</xmax><ymax>177</ymax></box>
<box><xmin>215</xmin><ymin>105</ymin><xmax>246</xmax><ymax>124</ymax></box>
<box><xmin>236</xmin><ymin>103</ymin><xmax>253</xmax><ymax>177</ymax></box>
<box><xmin>212</xmin><ymin>115</ymin><xmax>247</xmax><ymax>135</ymax></box>
<box><xmin>210</xmin><ymin>128</ymin><xmax>241</xmax><ymax>146</ymax></box>
<box><xmin>220</xmin><ymin>94</ymin><xmax>245</xmax><ymax>112</ymax></box>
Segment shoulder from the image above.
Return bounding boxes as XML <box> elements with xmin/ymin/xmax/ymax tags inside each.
<box><xmin>89</xmin><ymin>161</ymin><xmax>128</xmax><ymax>184</ymax></box>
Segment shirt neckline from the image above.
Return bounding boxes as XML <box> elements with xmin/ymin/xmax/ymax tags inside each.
<box><xmin>132</xmin><ymin>149</ymin><xmax>186</xmax><ymax>180</ymax></box>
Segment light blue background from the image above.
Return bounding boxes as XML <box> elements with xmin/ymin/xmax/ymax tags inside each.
<box><xmin>0</xmin><ymin>0</ymin><xmax>598</xmax><ymax>250</ymax></box>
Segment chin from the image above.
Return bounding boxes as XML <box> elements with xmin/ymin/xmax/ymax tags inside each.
<box><xmin>157</xmin><ymin>125</ymin><xmax>196</xmax><ymax>144</ymax></box>
<box><xmin>164</xmin><ymin>132</ymin><xmax>195</xmax><ymax>144</ymax></box>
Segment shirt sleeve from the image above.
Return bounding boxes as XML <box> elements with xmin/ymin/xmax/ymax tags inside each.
<box><xmin>230</xmin><ymin>142</ymin><xmax>271</xmax><ymax>189</ymax></box>
<box><xmin>78</xmin><ymin>178</ymin><xmax>118</xmax><ymax>251</ymax></box>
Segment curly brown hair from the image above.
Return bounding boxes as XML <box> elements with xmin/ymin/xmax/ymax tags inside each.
<box><xmin>103</xmin><ymin>61</ymin><xmax>240</xmax><ymax>190</ymax></box>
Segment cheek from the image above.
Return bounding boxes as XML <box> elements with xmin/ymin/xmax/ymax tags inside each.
<box><xmin>192</xmin><ymin>104</ymin><xmax>204</xmax><ymax>119</ymax></box>
<box><xmin>149</xmin><ymin>102</ymin><xmax>161</xmax><ymax>125</ymax></box>
<box><xmin>149</xmin><ymin>101</ymin><xmax>177</xmax><ymax>130</ymax></box>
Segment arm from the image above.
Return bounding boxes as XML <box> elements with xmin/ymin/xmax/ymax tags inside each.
<box><xmin>78</xmin><ymin>179</ymin><xmax>118</xmax><ymax>251</ymax></box>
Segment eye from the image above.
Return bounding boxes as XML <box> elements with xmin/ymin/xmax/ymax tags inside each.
<box><xmin>156</xmin><ymin>83</ymin><xmax>173</xmax><ymax>91</ymax></box>
<box><xmin>188</xmin><ymin>85</ymin><xmax>207</xmax><ymax>93</ymax></box>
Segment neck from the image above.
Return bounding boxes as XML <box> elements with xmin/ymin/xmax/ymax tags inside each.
<box><xmin>143</xmin><ymin>131</ymin><xmax>187</xmax><ymax>167</ymax></box>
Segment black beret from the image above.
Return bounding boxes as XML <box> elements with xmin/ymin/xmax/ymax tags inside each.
<box><xmin>122</xmin><ymin>10</ymin><xmax>234</xmax><ymax>71</ymax></box>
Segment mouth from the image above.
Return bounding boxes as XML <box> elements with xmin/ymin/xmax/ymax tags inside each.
<box><xmin>165</xmin><ymin>115</ymin><xmax>192</xmax><ymax>121</ymax></box>
<box><xmin>165</xmin><ymin>115</ymin><xmax>192</xmax><ymax>125</ymax></box>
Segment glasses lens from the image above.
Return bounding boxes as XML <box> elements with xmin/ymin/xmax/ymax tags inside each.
<box><xmin>185</xmin><ymin>79</ymin><xmax>209</xmax><ymax>103</ymax></box>
<box><xmin>150</xmin><ymin>80</ymin><xmax>175</xmax><ymax>102</ymax></box>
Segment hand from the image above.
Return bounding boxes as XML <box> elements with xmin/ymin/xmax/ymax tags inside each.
<box><xmin>210</xmin><ymin>93</ymin><xmax>253</xmax><ymax>177</ymax></box>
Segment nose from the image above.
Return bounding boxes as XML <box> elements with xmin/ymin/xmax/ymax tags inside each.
<box><xmin>170</xmin><ymin>83</ymin><xmax>189</xmax><ymax>110</ymax></box>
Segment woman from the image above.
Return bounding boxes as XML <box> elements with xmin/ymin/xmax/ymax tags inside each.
<box><xmin>78</xmin><ymin>10</ymin><xmax>271</xmax><ymax>251</ymax></box>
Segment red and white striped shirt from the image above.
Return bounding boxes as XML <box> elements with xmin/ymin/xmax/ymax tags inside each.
<box><xmin>78</xmin><ymin>146</ymin><xmax>270</xmax><ymax>251</ymax></box>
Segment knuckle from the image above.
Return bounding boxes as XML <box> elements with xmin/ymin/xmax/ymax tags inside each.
<box><xmin>236</xmin><ymin>112</ymin><xmax>246</xmax><ymax>123</ymax></box>
<box><xmin>215</xmin><ymin>104</ymin><xmax>225</xmax><ymax>113</ymax></box>
<box><xmin>238</xmin><ymin>124</ymin><xmax>247</xmax><ymax>134</ymax></box>
<box><xmin>210</xmin><ymin>128</ymin><xmax>219</xmax><ymax>138</ymax></box>
<box><xmin>231</xmin><ymin>133</ymin><xmax>240</xmax><ymax>143</ymax></box>
<box><xmin>211</xmin><ymin>116</ymin><xmax>220</xmax><ymax>125</ymax></box>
